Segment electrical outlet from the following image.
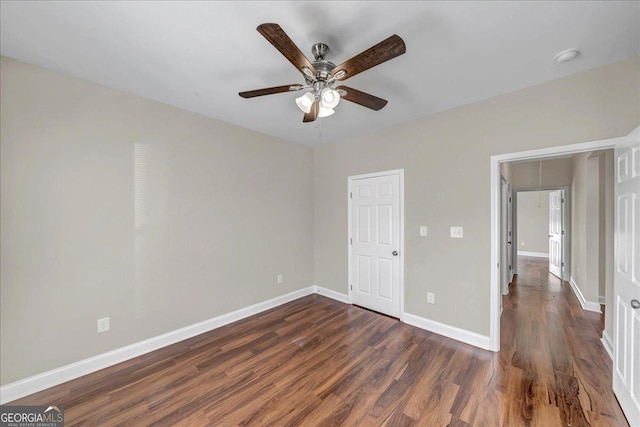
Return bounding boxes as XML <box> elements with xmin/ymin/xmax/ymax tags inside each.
<box><xmin>97</xmin><ymin>317</ymin><xmax>109</xmax><ymax>333</ymax></box>
<box><xmin>277</xmin><ymin>274</ymin><xmax>283</xmax><ymax>284</ymax></box>
<box><xmin>420</xmin><ymin>226</ymin><xmax>428</xmax><ymax>237</ymax></box>
<box><xmin>427</xmin><ymin>292</ymin><xmax>435</xmax><ymax>304</ymax></box>
<box><xmin>450</xmin><ymin>226</ymin><xmax>463</xmax><ymax>238</ymax></box>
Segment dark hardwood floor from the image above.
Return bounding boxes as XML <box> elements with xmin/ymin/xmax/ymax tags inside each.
<box><xmin>7</xmin><ymin>257</ymin><xmax>628</xmax><ymax>426</ymax></box>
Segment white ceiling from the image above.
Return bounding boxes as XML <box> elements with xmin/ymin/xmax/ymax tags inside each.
<box><xmin>1</xmin><ymin>1</ymin><xmax>638</xmax><ymax>147</ymax></box>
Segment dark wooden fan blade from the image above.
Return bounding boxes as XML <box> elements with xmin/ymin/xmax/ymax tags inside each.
<box><xmin>336</xmin><ymin>86</ymin><xmax>388</xmax><ymax>111</ymax></box>
<box><xmin>239</xmin><ymin>84</ymin><xmax>303</xmax><ymax>98</ymax></box>
<box><xmin>257</xmin><ymin>23</ymin><xmax>317</xmax><ymax>76</ymax></box>
<box><xmin>302</xmin><ymin>100</ymin><xmax>318</xmax><ymax>123</ymax></box>
<box><xmin>332</xmin><ymin>34</ymin><xmax>406</xmax><ymax>81</ymax></box>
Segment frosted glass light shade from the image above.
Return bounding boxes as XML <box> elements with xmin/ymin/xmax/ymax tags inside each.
<box><xmin>295</xmin><ymin>92</ymin><xmax>315</xmax><ymax>113</ymax></box>
<box><xmin>320</xmin><ymin>88</ymin><xmax>340</xmax><ymax>109</ymax></box>
<box><xmin>318</xmin><ymin>106</ymin><xmax>335</xmax><ymax>118</ymax></box>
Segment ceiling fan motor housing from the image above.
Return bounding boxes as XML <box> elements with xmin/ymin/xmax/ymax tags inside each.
<box><xmin>308</xmin><ymin>60</ymin><xmax>336</xmax><ymax>84</ymax></box>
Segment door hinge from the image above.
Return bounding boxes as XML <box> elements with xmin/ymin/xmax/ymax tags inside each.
<box><xmin>350</xmin><ymin>238</ymin><xmax>352</xmax><ymax>244</ymax></box>
<box><xmin>561</xmin><ymin>262</ymin><xmax>565</xmax><ymax>267</ymax></box>
<box><xmin>350</xmin><ymin>192</ymin><xmax>352</xmax><ymax>199</ymax></box>
<box><xmin>350</xmin><ymin>284</ymin><xmax>353</xmax><ymax>290</ymax></box>
<box><xmin>561</xmin><ymin>198</ymin><xmax>565</xmax><ymax>203</ymax></box>
<box><xmin>509</xmin><ymin>264</ymin><xmax>512</xmax><ymax>270</ymax></box>
<box><xmin>561</xmin><ymin>230</ymin><xmax>565</xmax><ymax>235</ymax></box>
<box><xmin>509</xmin><ymin>197</ymin><xmax>512</xmax><ymax>202</ymax></box>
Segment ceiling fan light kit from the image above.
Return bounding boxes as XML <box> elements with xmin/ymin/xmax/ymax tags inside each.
<box><xmin>320</xmin><ymin>88</ymin><xmax>340</xmax><ymax>109</ymax></box>
<box><xmin>295</xmin><ymin>92</ymin><xmax>315</xmax><ymax>114</ymax></box>
<box><xmin>318</xmin><ymin>106</ymin><xmax>335</xmax><ymax>118</ymax></box>
<box><xmin>239</xmin><ymin>23</ymin><xmax>406</xmax><ymax>123</ymax></box>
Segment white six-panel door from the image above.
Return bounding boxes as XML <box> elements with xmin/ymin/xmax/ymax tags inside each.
<box><xmin>613</xmin><ymin>129</ymin><xmax>640</xmax><ymax>426</ymax></box>
<box><xmin>548</xmin><ymin>189</ymin><xmax>564</xmax><ymax>279</ymax></box>
<box><xmin>349</xmin><ymin>172</ymin><xmax>401</xmax><ymax>318</ymax></box>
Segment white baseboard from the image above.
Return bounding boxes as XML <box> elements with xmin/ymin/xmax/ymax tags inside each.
<box><xmin>313</xmin><ymin>286</ymin><xmax>349</xmax><ymax>304</ymax></box>
<box><xmin>1</xmin><ymin>285</ymin><xmax>493</xmax><ymax>404</ymax></box>
<box><xmin>568</xmin><ymin>277</ymin><xmax>602</xmax><ymax>313</ymax></box>
<box><xmin>316</xmin><ymin>287</ymin><xmax>493</xmax><ymax>351</ymax></box>
<box><xmin>0</xmin><ymin>286</ymin><xmax>315</xmax><ymax>404</ymax></box>
<box><xmin>403</xmin><ymin>313</ymin><xmax>492</xmax><ymax>351</ymax></box>
<box><xmin>517</xmin><ymin>251</ymin><xmax>549</xmax><ymax>258</ymax></box>
<box><xmin>601</xmin><ymin>330</ymin><xmax>614</xmax><ymax>361</ymax></box>
<box><xmin>316</xmin><ymin>289</ymin><xmax>493</xmax><ymax>352</ymax></box>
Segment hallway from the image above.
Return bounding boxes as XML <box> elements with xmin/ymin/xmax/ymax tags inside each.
<box><xmin>501</xmin><ymin>256</ymin><xmax>628</xmax><ymax>426</ymax></box>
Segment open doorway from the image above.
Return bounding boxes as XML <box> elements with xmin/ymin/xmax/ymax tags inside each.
<box><xmin>502</xmin><ymin>152</ymin><xmax>611</xmax><ymax>314</ymax></box>
<box><xmin>491</xmin><ymin>128</ymin><xmax>639</xmax><ymax>423</ymax></box>
<box><xmin>516</xmin><ymin>189</ymin><xmax>554</xmax><ymax>260</ymax></box>
<box><xmin>513</xmin><ymin>188</ymin><xmax>569</xmax><ymax>281</ymax></box>
<box><xmin>490</xmin><ymin>137</ymin><xmax>622</xmax><ymax>352</ymax></box>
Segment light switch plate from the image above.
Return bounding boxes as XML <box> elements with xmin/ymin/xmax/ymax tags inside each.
<box><xmin>420</xmin><ymin>226</ymin><xmax>428</xmax><ymax>237</ymax></box>
<box><xmin>450</xmin><ymin>226</ymin><xmax>463</xmax><ymax>238</ymax></box>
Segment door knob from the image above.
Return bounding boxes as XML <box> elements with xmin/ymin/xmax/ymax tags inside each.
<box><xmin>392</xmin><ymin>251</ymin><xmax>398</xmax><ymax>256</ymax></box>
<box><xmin>631</xmin><ymin>299</ymin><xmax>640</xmax><ymax>309</ymax></box>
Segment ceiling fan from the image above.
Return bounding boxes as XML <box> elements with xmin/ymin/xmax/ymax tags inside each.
<box><xmin>239</xmin><ymin>23</ymin><xmax>406</xmax><ymax>123</ymax></box>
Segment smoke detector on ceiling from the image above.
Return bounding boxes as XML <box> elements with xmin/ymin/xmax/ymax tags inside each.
<box><xmin>555</xmin><ymin>48</ymin><xmax>580</xmax><ymax>63</ymax></box>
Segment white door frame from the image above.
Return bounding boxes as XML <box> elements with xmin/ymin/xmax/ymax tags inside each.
<box><xmin>500</xmin><ymin>177</ymin><xmax>515</xmax><ymax>296</ymax></box>
<box><xmin>507</xmin><ymin>182</ymin><xmax>514</xmax><ymax>284</ymax></box>
<box><xmin>489</xmin><ymin>132</ymin><xmax>634</xmax><ymax>352</ymax></box>
<box><xmin>500</xmin><ymin>177</ymin><xmax>509</xmax><ymax>296</ymax></box>
<box><xmin>348</xmin><ymin>169</ymin><xmax>405</xmax><ymax>321</ymax></box>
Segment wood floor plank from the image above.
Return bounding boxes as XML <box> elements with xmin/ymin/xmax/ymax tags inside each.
<box><xmin>6</xmin><ymin>257</ymin><xmax>629</xmax><ymax>426</ymax></box>
<box><xmin>410</xmin><ymin>380</ymin><xmax>460</xmax><ymax>426</ymax></box>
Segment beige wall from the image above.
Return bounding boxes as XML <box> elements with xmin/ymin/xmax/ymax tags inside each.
<box><xmin>510</xmin><ymin>158</ymin><xmax>573</xmax><ymax>190</ymax></box>
<box><xmin>570</xmin><ymin>150</ymin><xmax>614</xmax><ymax>329</ymax></box>
<box><xmin>2</xmin><ymin>55</ymin><xmax>638</xmax><ymax>387</ymax></box>
<box><xmin>570</xmin><ymin>152</ymin><xmax>590</xmax><ymax>299</ymax></box>
<box><xmin>570</xmin><ymin>150</ymin><xmax>613</xmax><ymax>306</ymax></box>
<box><xmin>314</xmin><ymin>56</ymin><xmax>639</xmax><ymax>336</ymax></box>
<box><xmin>0</xmin><ymin>57</ymin><xmax>314</xmax><ymax>385</ymax></box>
<box><xmin>586</xmin><ymin>155</ymin><xmax>601</xmax><ymax>300</ymax></box>
<box><xmin>500</xmin><ymin>162</ymin><xmax>512</xmax><ymax>184</ymax></box>
<box><xmin>517</xmin><ymin>191</ymin><xmax>551</xmax><ymax>255</ymax></box>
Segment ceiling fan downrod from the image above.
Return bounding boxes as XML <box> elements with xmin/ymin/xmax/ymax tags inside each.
<box><xmin>311</xmin><ymin>43</ymin><xmax>329</xmax><ymax>61</ymax></box>
<box><xmin>307</xmin><ymin>43</ymin><xmax>336</xmax><ymax>85</ymax></box>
